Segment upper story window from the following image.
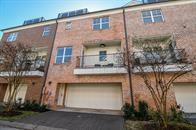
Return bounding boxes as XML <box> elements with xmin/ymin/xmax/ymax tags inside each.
<box><xmin>142</xmin><ymin>9</ymin><xmax>164</xmax><ymax>23</ymax></box>
<box><xmin>99</xmin><ymin>51</ymin><xmax>107</xmax><ymax>61</ymax></box>
<box><xmin>42</xmin><ymin>26</ymin><xmax>51</xmax><ymax>37</ymax></box>
<box><xmin>7</xmin><ymin>32</ymin><xmax>18</xmax><ymax>42</ymax></box>
<box><xmin>65</xmin><ymin>22</ymin><xmax>72</xmax><ymax>30</ymax></box>
<box><xmin>93</xmin><ymin>16</ymin><xmax>109</xmax><ymax>30</ymax></box>
<box><xmin>55</xmin><ymin>47</ymin><xmax>72</xmax><ymax>64</ymax></box>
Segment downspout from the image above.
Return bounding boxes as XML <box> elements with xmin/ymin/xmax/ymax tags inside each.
<box><xmin>122</xmin><ymin>9</ymin><xmax>135</xmax><ymax>107</ymax></box>
<box><xmin>39</xmin><ymin>19</ymin><xmax>58</xmax><ymax>104</ymax></box>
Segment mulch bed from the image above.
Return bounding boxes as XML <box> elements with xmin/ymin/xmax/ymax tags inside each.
<box><xmin>0</xmin><ymin>111</ymin><xmax>22</xmax><ymax>117</ymax></box>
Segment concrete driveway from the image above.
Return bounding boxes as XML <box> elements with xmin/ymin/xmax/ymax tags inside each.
<box><xmin>17</xmin><ymin>111</ymin><xmax>124</xmax><ymax>130</ymax></box>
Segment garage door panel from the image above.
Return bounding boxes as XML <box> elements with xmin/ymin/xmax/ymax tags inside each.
<box><xmin>174</xmin><ymin>83</ymin><xmax>196</xmax><ymax>113</ymax></box>
<box><xmin>65</xmin><ymin>83</ymin><xmax>122</xmax><ymax>110</ymax></box>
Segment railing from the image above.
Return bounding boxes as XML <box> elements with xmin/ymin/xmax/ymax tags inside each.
<box><xmin>76</xmin><ymin>53</ymin><xmax>125</xmax><ymax>68</ymax></box>
<box><xmin>132</xmin><ymin>49</ymin><xmax>187</xmax><ymax>66</ymax></box>
<box><xmin>24</xmin><ymin>59</ymin><xmax>46</xmax><ymax>72</ymax></box>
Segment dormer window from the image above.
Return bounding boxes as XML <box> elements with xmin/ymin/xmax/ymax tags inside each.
<box><xmin>7</xmin><ymin>32</ymin><xmax>18</xmax><ymax>42</ymax></box>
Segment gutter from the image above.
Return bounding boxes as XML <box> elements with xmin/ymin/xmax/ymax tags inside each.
<box><xmin>122</xmin><ymin>8</ymin><xmax>135</xmax><ymax>107</ymax></box>
<box><xmin>39</xmin><ymin>19</ymin><xmax>58</xmax><ymax>104</ymax></box>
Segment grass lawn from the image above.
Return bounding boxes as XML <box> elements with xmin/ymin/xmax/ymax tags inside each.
<box><xmin>0</xmin><ymin>111</ymin><xmax>38</xmax><ymax>122</ymax></box>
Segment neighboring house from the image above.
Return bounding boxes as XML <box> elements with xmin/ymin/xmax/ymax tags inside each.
<box><xmin>0</xmin><ymin>0</ymin><xmax>196</xmax><ymax>114</ymax></box>
<box><xmin>0</xmin><ymin>18</ymin><xmax>57</xmax><ymax>103</ymax></box>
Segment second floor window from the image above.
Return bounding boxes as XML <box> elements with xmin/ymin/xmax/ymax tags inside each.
<box><xmin>93</xmin><ymin>17</ymin><xmax>109</xmax><ymax>30</ymax></box>
<box><xmin>55</xmin><ymin>47</ymin><xmax>72</xmax><ymax>64</ymax></box>
<box><xmin>142</xmin><ymin>9</ymin><xmax>164</xmax><ymax>23</ymax></box>
<box><xmin>7</xmin><ymin>32</ymin><xmax>18</xmax><ymax>42</ymax></box>
<box><xmin>42</xmin><ymin>26</ymin><xmax>51</xmax><ymax>37</ymax></box>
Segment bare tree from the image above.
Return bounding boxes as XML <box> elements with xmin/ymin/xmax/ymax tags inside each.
<box><xmin>0</xmin><ymin>42</ymin><xmax>35</xmax><ymax>112</ymax></box>
<box><xmin>120</xmin><ymin>35</ymin><xmax>193</xmax><ymax>128</ymax></box>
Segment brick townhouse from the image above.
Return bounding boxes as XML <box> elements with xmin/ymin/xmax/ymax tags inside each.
<box><xmin>0</xmin><ymin>18</ymin><xmax>57</xmax><ymax>103</ymax></box>
<box><xmin>0</xmin><ymin>0</ymin><xmax>196</xmax><ymax>114</ymax></box>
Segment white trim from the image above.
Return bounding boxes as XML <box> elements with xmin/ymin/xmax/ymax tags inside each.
<box><xmin>3</xmin><ymin>21</ymin><xmax>56</xmax><ymax>33</ymax></box>
<box><xmin>74</xmin><ymin>67</ymin><xmax>127</xmax><ymax>75</ymax></box>
<box><xmin>92</xmin><ymin>16</ymin><xmax>110</xmax><ymax>30</ymax></box>
<box><xmin>142</xmin><ymin>9</ymin><xmax>164</xmax><ymax>23</ymax></box>
<box><xmin>55</xmin><ymin>47</ymin><xmax>72</xmax><ymax>64</ymax></box>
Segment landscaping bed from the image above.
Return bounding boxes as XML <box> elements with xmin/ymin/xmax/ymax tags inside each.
<box><xmin>0</xmin><ymin>111</ymin><xmax>38</xmax><ymax>121</ymax></box>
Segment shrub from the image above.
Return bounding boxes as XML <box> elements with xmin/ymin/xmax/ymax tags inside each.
<box><xmin>137</xmin><ymin>101</ymin><xmax>149</xmax><ymax>121</ymax></box>
<box><xmin>169</xmin><ymin>105</ymin><xmax>188</xmax><ymax>123</ymax></box>
<box><xmin>19</xmin><ymin>100</ymin><xmax>49</xmax><ymax>112</ymax></box>
<box><xmin>122</xmin><ymin>103</ymin><xmax>136</xmax><ymax>120</ymax></box>
<box><xmin>122</xmin><ymin>101</ymin><xmax>150</xmax><ymax>121</ymax></box>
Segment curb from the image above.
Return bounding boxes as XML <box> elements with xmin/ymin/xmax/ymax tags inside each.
<box><xmin>0</xmin><ymin>121</ymin><xmax>67</xmax><ymax>130</ymax></box>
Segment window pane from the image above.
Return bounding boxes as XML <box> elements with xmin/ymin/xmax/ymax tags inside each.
<box><xmin>102</xmin><ymin>23</ymin><xmax>109</xmax><ymax>29</ymax></box>
<box><xmin>152</xmin><ymin>9</ymin><xmax>162</xmax><ymax>16</ymax></box>
<box><xmin>93</xmin><ymin>24</ymin><xmax>100</xmax><ymax>30</ymax></box>
<box><xmin>65</xmin><ymin>47</ymin><xmax>72</xmax><ymax>55</ymax></box>
<box><xmin>93</xmin><ymin>18</ymin><xmax>100</xmax><ymax>24</ymax></box>
<box><xmin>99</xmin><ymin>51</ymin><xmax>107</xmax><ymax>61</ymax></box>
<box><xmin>142</xmin><ymin>11</ymin><xmax>151</xmax><ymax>17</ymax></box>
<box><xmin>143</xmin><ymin>17</ymin><xmax>153</xmax><ymax>23</ymax></box>
<box><xmin>102</xmin><ymin>17</ymin><xmax>109</xmax><ymax>23</ymax></box>
<box><xmin>154</xmin><ymin>16</ymin><xmax>163</xmax><ymax>22</ymax></box>
<box><xmin>64</xmin><ymin>56</ymin><xmax>71</xmax><ymax>63</ymax></box>
<box><xmin>56</xmin><ymin>57</ymin><xmax>63</xmax><ymax>64</ymax></box>
<box><xmin>57</xmin><ymin>48</ymin><xmax>64</xmax><ymax>56</ymax></box>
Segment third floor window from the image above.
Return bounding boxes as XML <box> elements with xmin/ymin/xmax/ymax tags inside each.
<box><xmin>42</xmin><ymin>26</ymin><xmax>51</xmax><ymax>37</ymax></box>
<box><xmin>142</xmin><ymin>9</ymin><xmax>164</xmax><ymax>23</ymax></box>
<box><xmin>7</xmin><ymin>32</ymin><xmax>18</xmax><ymax>42</ymax></box>
<box><xmin>93</xmin><ymin>16</ymin><xmax>109</xmax><ymax>30</ymax></box>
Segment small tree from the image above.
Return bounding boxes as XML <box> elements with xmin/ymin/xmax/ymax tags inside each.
<box><xmin>120</xmin><ymin>36</ymin><xmax>193</xmax><ymax>128</ymax></box>
<box><xmin>0</xmin><ymin>42</ymin><xmax>34</xmax><ymax>112</ymax></box>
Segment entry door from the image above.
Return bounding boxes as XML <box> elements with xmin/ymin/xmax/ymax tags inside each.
<box><xmin>4</xmin><ymin>84</ymin><xmax>28</xmax><ymax>103</ymax></box>
<box><xmin>174</xmin><ymin>83</ymin><xmax>196</xmax><ymax>113</ymax></box>
<box><xmin>65</xmin><ymin>83</ymin><xmax>123</xmax><ymax>110</ymax></box>
<box><xmin>57</xmin><ymin>84</ymin><xmax>65</xmax><ymax>106</ymax></box>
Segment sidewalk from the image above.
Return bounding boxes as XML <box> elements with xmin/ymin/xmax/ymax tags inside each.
<box><xmin>0</xmin><ymin>120</ymin><xmax>67</xmax><ymax>130</ymax></box>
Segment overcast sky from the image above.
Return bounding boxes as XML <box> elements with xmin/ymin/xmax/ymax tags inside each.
<box><xmin>0</xmin><ymin>0</ymin><xmax>132</xmax><ymax>39</ymax></box>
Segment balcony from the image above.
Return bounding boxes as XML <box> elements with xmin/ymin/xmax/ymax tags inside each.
<box><xmin>132</xmin><ymin>49</ymin><xmax>192</xmax><ymax>73</ymax></box>
<box><xmin>0</xmin><ymin>58</ymin><xmax>46</xmax><ymax>77</ymax></box>
<box><xmin>74</xmin><ymin>53</ymin><xmax>127</xmax><ymax>75</ymax></box>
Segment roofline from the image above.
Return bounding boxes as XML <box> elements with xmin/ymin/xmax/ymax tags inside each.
<box><xmin>0</xmin><ymin>0</ymin><xmax>186</xmax><ymax>32</ymax></box>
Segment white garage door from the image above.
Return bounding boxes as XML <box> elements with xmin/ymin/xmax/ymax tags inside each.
<box><xmin>174</xmin><ymin>83</ymin><xmax>196</xmax><ymax>113</ymax></box>
<box><xmin>65</xmin><ymin>83</ymin><xmax>123</xmax><ymax>110</ymax></box>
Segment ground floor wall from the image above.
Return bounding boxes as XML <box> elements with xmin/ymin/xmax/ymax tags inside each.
<box><xmin>43</xmin><ymin>71</ymin><xmax>196</xmax><ymax>111</ymax></box>
<box><xmin>0</xmin><ymin>77</ymin><xmax>45</xmax><ymax>103</ymax></box>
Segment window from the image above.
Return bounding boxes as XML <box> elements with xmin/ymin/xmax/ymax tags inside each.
<box><xmin>142</xmin><ymin>9</ymin><xmax>164</xmax><ymax>23</ymax></box>
<box><xmin>42</xmin><ymin>26</ymin><xmax>51</xmax><ymax>37</ymax></box>
<box><xmin>93</xmin><ymin>17</ymin><xmax>109</xmax><ymax>30</ymax></box>
<box><xmin>7</xmin><ymin>32</ymin><xmax>18</xmax><ymax>42</ymax></box>
<box><xmin>99</xmin><ymin>51</ymin><xmax>107</xmax><ymax>61</ymax></box>
<box><xmin>65</xmin><ymin>22</ymin><xmax>72</xmax><ymax>30</ymax></box>
<box><xmin>55</xmin><ymin>47</ymin><xmax>72</xmax><ymax>64</ymax></box>
<box><xmin>143</xmin><ymin>0</ymin><xmax>167</xmax><ymax>4</ymax></box>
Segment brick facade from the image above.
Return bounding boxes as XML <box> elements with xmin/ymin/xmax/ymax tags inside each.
<box><xmin>0</xmin><ymin>22</ymin><xmax>57</xmax><ymax>102</ymax></box>
<box><xmin>1</xmin><ymin>0</ymin><xmax>196</xmax><ymax>111</ymax></box>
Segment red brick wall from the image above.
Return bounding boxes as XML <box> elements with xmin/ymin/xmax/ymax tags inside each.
<box><xmin>0</xmin><ymin>23</ymin><xmax>57</xmax><ymax>103</ymax></box>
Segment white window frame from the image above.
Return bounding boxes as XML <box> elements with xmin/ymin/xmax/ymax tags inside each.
<box><xmin>55</xmin><ymin>47</ymin><xmax>72</xmax><ymax>64</ymax></box>
<box><xmin>142</xmin><ymin>9</ymin><xmax>164</xmax><ymax>23</ymax></box>
<box><xmin>92</xmin><ymin>16</ymin><xmax>110</xmax><ymax>30</ymax></box>
<box><xmin>42</xmin><ymin>26</ymin><xmax>51</xmax><ymax>37</ymax></box>
<box><xmin>65</xmin><ymin>22</ymin><xmax>72</xmax><ymax>30</ymax></box>
<box><xmin>7</xmin><ymin>32</ymin><xmax>18</xmax><ymax>42</ymax></box>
